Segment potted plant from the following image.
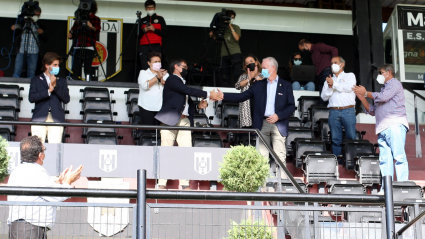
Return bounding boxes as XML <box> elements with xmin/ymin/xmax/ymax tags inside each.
<box><xmin>225</xmin><ymin>219</ymin><xmax>274</xmax><ymax>239</ymax></box>
<box><xmin>0</xmin><ymin>137</ymin><xmax>10</xmax><ymax>183</ymax></box>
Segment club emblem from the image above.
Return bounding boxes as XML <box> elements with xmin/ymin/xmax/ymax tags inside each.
<box><xmin>194</xmin><ymin>152</ymin><xmax>212</xmax><ymax>175</ymax></box>
<box><xmin>99</xmin><ymin>150</ymin><xmax>117</xmax><ymax>173</ymax></box>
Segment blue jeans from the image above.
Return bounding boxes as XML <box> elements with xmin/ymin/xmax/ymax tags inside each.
<box><xmin>292</xmin><ymin>81</ymin><xmax>315</xmax><ymax>91</ymax></box>
<box><xmin>328</xmin><ymin>107</ymin><xmax>356</xmax><ymax>156</ymax></box>
<box><xmin>13</xmin><ymin>53</ymin><xmax>38</xmax><ymax>78</ymax></box>
<box><xmin>378</xmin><ymin>124</ymin><xmax>409</xmax><ymax>188</ymax></box>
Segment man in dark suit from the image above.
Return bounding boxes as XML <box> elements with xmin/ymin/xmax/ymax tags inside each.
<box><xmin>155</xmin><ymin>58</ymin><xmax>222</xmax><ymax>189</ymax></box>
<box><xmin>29</xmin><ymin>52</ymin><xmax>70</xmax><ymax>143</ymax></box>
<box><xmin>219</xmin><ymin>57</ymin><xmax>295</xmax><ymax>170</ymax></box>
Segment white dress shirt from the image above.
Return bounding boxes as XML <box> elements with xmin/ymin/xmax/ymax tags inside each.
<box><xmin>44</xmin><ymin>73</ymin><xmax>51</xmax><ymax>96</ymax></box>
<box><xmin>264</xmin><ymin>77</ymin><xmax>278</xmax><ymax>116</ymax></box>
<box><xmin>321</xmin><ymin>71</ymin><xmax>356</xmax><ymax>107</ymax></box>
<box><xmin>7</xmin><ymin>162</ymin><xmax>72</xmax><ymax>228</ymax></box>
<box><xmin>137</xmin><ymin>69</ymin><xmax>169</xmax><ymax>112</ymax></box>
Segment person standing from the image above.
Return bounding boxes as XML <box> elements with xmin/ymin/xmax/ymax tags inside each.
<box><xmin>220</xmin><ymin>57</ymin><xmax>295</xmax><ymax>171</ymax></box>
<box><xmin>154</xmin><ymin>59</ymin><xmax>222</xmax><ymax>189</ymax></box>
<box><xmin>138</xmin><ymin>0</ymin><xmax>168</xmax><ymax>71</ymax></box>
<box><xmin>353</xmin><ymin>64</ymin><xmax>409</xmax><ymax>189</ymax></box>
<box><xmin>8</xmin><ymin>136</ymin><xmax>83</xmax><ymax>239</ymax></box>
<box><xmin>12</xmin><ymin>7</ymin><xmax>48</xmax><ymax>78</ymax></box>
<box><xmin>29</xmin><ymin>52</ymin><xmax>70</xmax><ymax>143</ymax></box>
<box><xmin>138</xmin><ymin>51</ymin><xmax>169</xmax><ymax>133</ymax></box>
<box><xmin>299</xmin><ymin>39</ymin><xmax>338</xmax><ymax>104</ymax></box>
<box><xmin>67</xmin><ymin>0</ymin><xmax>101</xmax><ymax>80</ymax></box>
<box><xmin>321</xmin><ymin>56</ymin><xmax>357</xmax><ymax>158</ymax></box>
<box><xmin>235</xmin><ymin>54</ymin><xmax>262</xmax><ymax>128</ymax></box>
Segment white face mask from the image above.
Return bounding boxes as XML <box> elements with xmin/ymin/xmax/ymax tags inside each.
<box><xmin>376</xmin><ymin>74</ymin><xmax>386</xmax><ymax>84</ymax></box>
<box><xmin>147</xmin><ymin>10</ymin><xmax>155</xmax><ymax>16</ymax></box>
<box><xmin>32</xmin><ymin>15</ymin><xmax>40</xmax><ymax>22</ymax></box>
<box><xmin>230</xmin><ymin>19</ymin><xmax>234</xmax><ymax>24</ymax></box>
<box><xmin>331</xmin><ymin>63</ymin><xmax>342</xmax><ymax>73</ymax></box>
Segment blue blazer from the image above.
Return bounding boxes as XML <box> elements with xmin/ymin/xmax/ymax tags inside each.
<box><xmin>223</xmin><ymin>76</ymin><xmax>295</xmax><ymax>137</ymax></box>
<box><xmin>155</xmin><ymin>74</ymin><xmax>207</xmax><ymax>126</ymax></box>
<box><xmin>29</xmin><ymin>74</ymin><xmax>70</xmax><ymax>123</ymax></box>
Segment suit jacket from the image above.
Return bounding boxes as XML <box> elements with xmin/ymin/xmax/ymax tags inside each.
<box><xmin>155</xmin><ymin>74</ymin><xmax>207</xmax><ymax>126</ymax></box>
<box><xmin>223</xmin><ymin>76</ymin><xmax>295</xmax><ymax>137</ymax></box>
<box><xmin>29</xmin><ymin>73</ymin><xmax>70</xmax><ymax>123</ymax></box>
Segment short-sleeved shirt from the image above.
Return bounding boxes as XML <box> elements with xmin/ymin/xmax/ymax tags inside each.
<box><xmin>221</xmin><ymin>24</ymin><xmax>241</xmax><ymax>56</ymax></box>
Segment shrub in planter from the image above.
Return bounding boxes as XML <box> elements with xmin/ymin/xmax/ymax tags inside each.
<box><xmin>219</xmin><ymin>145</ymin><xmax>269</xmax><ymax>192</ymax></box>
<box><xmin>0</xmin><ymin>136</ymin><xmax>9</xmax><ymax>182</ymax></box>
<box><xmin>225</xmin><ymin>219</ymin><xmax>274</xmax><ymax>239</ymax></box>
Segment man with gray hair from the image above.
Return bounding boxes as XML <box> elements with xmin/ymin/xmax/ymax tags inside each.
<box><xmin>219</xmin><ymin>57</ymin><xmax>295</xmax><ymax>173</ymax></box>
<box><xmin>353</xmin><ymin>64</ymin><xmax>409</xmax><ymax>192</ymax></box>
<box><xmin>321</xmin><ymin>56</ymin><xmax>357</xmax><ymax>159</ymax></box>
<box><xmin>7</xmin><ymin>136</ymin><xmax>84</xmax><ymax>239</ymax></box>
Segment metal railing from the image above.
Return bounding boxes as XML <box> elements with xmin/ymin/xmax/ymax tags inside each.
<box><xmin>0</xmin><ymin>120</ymin><xmax>304</xmax><ymax>194</ymax></box>
<box><xmin>402</xmin><ymin>83</ymin><xmax>424</xmax><ymax>158</ymax></box>
<box><xmin>0</xmin><ymin>170</ymin><xmax>404</xmax><ymax>239</ymax></box>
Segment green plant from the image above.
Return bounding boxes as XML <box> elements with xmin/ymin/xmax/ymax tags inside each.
<box><xmin>219</xmin><ymin>145</ymin><xmax>269</xmax><ymax>192</ymax></box>
<box><xmin>0</xmin><ymin>136</ymin><xmax>10</xmax><ymax>182</ymax></box>
<box><xmin>225</xmin><ymin>219</ymin><xmax>274</xmax><ymax>239</ymax></box>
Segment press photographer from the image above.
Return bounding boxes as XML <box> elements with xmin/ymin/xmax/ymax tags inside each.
<box><xmin>12</xmin><ymin>1</ymin><xmax>48</xmax><ymax>78</ymax></box>
<box><xmin>67</xmin><ymin>0</ymin><xmax>101</xmax><ymax>80</ymax></box>
<box><xmin>138</xmin><ymin>0</ymin><xmax>168</xmax><ymax>71</ymax></box>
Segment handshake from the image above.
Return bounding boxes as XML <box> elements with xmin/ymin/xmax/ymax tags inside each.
<box><xmin>209</xmin><ymin>89</ymin><xmax>224</xmax><ymax>101</ymax></box>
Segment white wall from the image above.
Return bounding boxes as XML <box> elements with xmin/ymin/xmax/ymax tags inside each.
<box><xmin>0</xmin><ymin>0</ymin><xmax>353</xmax><ymax>35</ymax></box>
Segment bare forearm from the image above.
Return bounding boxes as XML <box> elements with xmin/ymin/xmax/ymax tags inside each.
<box><xmin>147</xmin><ymin>76</ymin><xmax>158</xmax><ymax>88</ymax></box>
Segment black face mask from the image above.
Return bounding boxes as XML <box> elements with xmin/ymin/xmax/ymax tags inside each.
<box><xmin>246</xmin><ymin>63</ymin><xmax>256</xmax><ymax>72</ymax></box>
<box><xmin>181</xmin><ymin>68</ymin><xmax>188</xmax><ymax>78</ymax></box>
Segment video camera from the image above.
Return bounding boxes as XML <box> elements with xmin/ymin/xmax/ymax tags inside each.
<box><xmin>75</xmin><ymin>0</ymin><xmax>93</xmax><ymax>25</ymax></box>
<box><xmin>21</xmin><ymin>0</ymin><xmax>40</xmax><ymax>17</ymax></box>
<box><xmin>210</xmin><ymin>9</ymin><xmax>232</xmax><ymax>42</ymax></box>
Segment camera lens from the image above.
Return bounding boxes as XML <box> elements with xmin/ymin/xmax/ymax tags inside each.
<box><xmin>82</xmin><ymin>3</ymin><xmax>89</xmax><ymax>8</ymax></box>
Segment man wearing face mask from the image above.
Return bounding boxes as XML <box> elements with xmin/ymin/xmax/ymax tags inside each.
<box><xmin>29</xmin><ymin>52</ymin><xmax>70</xmax><ymax>143</ymax></box>
<box><xmin>138</xmin><ymin>0</ymin><xmax>168</xmax><ymax>72</ymax></box>
<box><xmin>12</xmin><ymin>7</ymin><xmax>48</xmax><ymax>79</ymax></box>
<box><xmin>155</xmin><ymin>59</ymin><xmax>223</xmax><ymax>190</ymax></box>
<box><xmin>321</xmin><ymin>56</ymin><xmax>357</xmax><ymax>158</ymax></box>
<box><xmin>298</xmin><ymin>39</ymin><xmax>338</xmax><ymax>105</ymax></box>
<box><xmin>353</xmin><ymin>65</ymin><xmax>409</xmax><ymax>191</ymax></box>
<box><xmin>219</xmin><ymin>57</ymin><xmax>295</xmax><ymax>174</ymax></box>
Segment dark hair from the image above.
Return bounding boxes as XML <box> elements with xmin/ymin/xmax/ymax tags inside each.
<box><xmin>91</xmin><ymin>0</ymin><xmax>98</xmax><ymax>14</ymax></box>
<box><xmin>41</xmin><ymin>52</ymin><xmax>62</xmax><ymax>72</ymax></box>
<box><xmin>298</xmin><ymin>39</ymin><xmax>311</xmax><ymax>46</ymax></box>
<box><xmin>226</xmin><ymin>10</ymin><xmax>236</xmax><ymax>18</ymax></box>
<box><xmin>170</xmin><ymin>59</ymin><xmax>185</xmax><ymax>73</ymax></box>
<box><xmin>288</xmin><ymin>52</ymin><xmax>302</xmax><ymax>73</ymax></box>
<box><xmin>145</xmin><ymin>0</ymin><xmax>156</xmax><ymax>7</ymax></box>
<box><xmin>242</xmin><ymin>54</ymin><xmax>261</xmax><ymax>74</ymax></box>
<box><xmin>147</xmin><ymin>52</ymin><xmax>162</xmax><ymax>62</ymax></box>
<box><xmin>20</xmin><ymin>136</ymin><xmax>43</xmax><ymax>163</ymax></box>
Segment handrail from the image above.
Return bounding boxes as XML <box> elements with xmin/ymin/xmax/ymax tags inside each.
<box><xmin>402</xmin><ymin>83</ymin><xmax>425</xmax><ymax>102</ymax></box>
<box><xmin>396</xmin><ymin>209</ymin><xmax>425</xmax><ymax>237</ymax></box>
<box><xmin>0</xmin><ymin>120</ymin><xmax>305</xmax><ymax>194</ymax></box>
<box><xmin>0</xmin><ymin>186</ymin><xmax>384</xmax><ymax>204</ymax></box>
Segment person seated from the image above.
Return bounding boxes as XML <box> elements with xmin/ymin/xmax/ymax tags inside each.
<box><xmin>286</xmin><ymin>52</ymin><xmax>315</xmax><ymax>91</ymax></box>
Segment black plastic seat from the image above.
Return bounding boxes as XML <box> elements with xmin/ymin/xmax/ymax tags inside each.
<box><xmin>341</xmin><ymin>140</ymin><xmax>374</xmax><ymax>170</ymax></box>
<box><xmin>316</xmin><ymin>118</ymin><xmax>330</xmax><ymax>146</ymax></box>
<box><xmin>193</xmin><ymin>135</ymin><xmax>222</xmax><ymax>148</ymax></box>
<box><xmin>80</xmin><ymin>97</ymin><xmax>111</xmax><ymax>112</ymax></box>
<box><xmin>266</xmin><ymin>178</ymin><xmax>308</xmax><ymax>194</ymax></box>
<box><xmin>288</xmin><ymin>116</ymin><xmax>302</xmax><ymax>127</ymax></box>
<box><xmin>137</xmin><ymin>133</ymin><xmax>161</xmax><ymax>146</ymax></box>
<box><xmin>221</xmin><ymin>102</ymin><xmax>239</xmax><ymax>128</ymax></box>
<box><xmin>0</xmin><ymin>106</ymin><xmax>19</xmax><ymax>120</ymax></box>
<box><xmin>0</xmin><ymin>84</ymin><xmax>24</xmax><ymax>96</ymax></box>
<box><xmin>297</xmin><ymin>96</ymin><xmax>320</xmax><ymax>123</ymax></box>
<box><xmin>392</xmin><ymin>181</ymin><xmax>423</xmax><ymax>218</ymax></box>
<box><xmin>80</xmin><ymin>87</ymin><xmax>112</xmax><ymax>99</ymax></box>
<box><xmin>124</xmin><ymin>89</ymin><xmax>139</xmax><ymax>112</ymax></box>
<box><xmin>0</xmin><ymin>94</ymin><xmax>22</xmax><ymax>109</ymax></box>
<box><xmin>291</xmin><ymin>138</ymin><xmax>326</xmax><ymax>168</ymax></box>
<box><xmin>84</xmin><ymin>109</ymin><xmax>113</xmax><ymax>123</ymax></box>
<box><xmin>87</xmin><ymin>134</ymin><xmax>118</xmax><ymax>145</ymax></box>
<box><xmin>303</xmin><ymin>151</ymin><xmax>337</xmax><ymax>184</ymax></box>
<box><xmin>286</xmin><ymin>127</ymin><xmax>313</xmax><ymax>158</ymax></box>
<box><xmin>327</xmin><ymin>180</ymin><xmax>365</xmax><ymax>195</ymax></box>
<box><xmin>308</xmin><ymin>105</ymin><xmax>329</xmax><ymax>134</ymax></box>
<box><xmin>354</xmin><ymin>153</ymin><xmax>381</xmax><ymax>186</ymax></box>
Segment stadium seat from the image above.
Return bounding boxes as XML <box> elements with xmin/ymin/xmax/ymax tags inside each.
<box><xmin>286</xmin><ymin>127</ymin><xmax>313</xmax><ymax>159</ymax></box>
<box><xmin>308</xmin><ymin>105</ymin><xmax>329</xmax><ymax>134</ymax></box>
<box><xmin>404</xmin><ymin>199</ymin><xmax>425</xmax><ymax>223</ymax></box>
<box><xmin>354</xmin><ymin>153</ymin><xmax>381</xmax><ymax>186</ymax></box>
<box><xmin>0</xmin><ymin>84</ymin><xmax>24</xmax><ymax>96</ymax></box>
<box><xmin>302</xmin><ymin>151</ymin><xmax>337</xmax><ymax>185</ymax></box>
<box><xmin>288</xmin><ymin>116</ymin><xmax>302</xmax><ymax>127</ymax></box>
<box><xmin>193</xmin><ymin>135</ymin><xmax>222</xmax><ymax>148</ymax></box>
<box><xmin>327</xmin><ymin>180</ymin><xmax>365</xmax><ymax>195</ymax></box>
<box><xmin>83</xmin><ymin>120</ymin><xmax>119</xmax><ymax>145</ymax></box>
<box><xmin>341</xmin><ymin>139</ymin><xmax>374</xmax><ymax>170</ymax></box>
<box><xmin>0</xmin><ymin>94</ymin><xmax>22</xmax><ymax>109</ymax></box>
<box><xmin>0</xmin><ymin>116</ymin><xmax>16</xmax><ymax>141</ymax></box>
<box><xmin>316</xmin><ymin>118</ymin><xmax>330</xmax><ymax>147</ymax></box>
<box><xmin>137</xmin><ymin>133</ymin><xmax>161</xmax><ymax>146</ymax></box>
<box><xmin>392</xmin><ymin>181</ymin><xmax>423</xmax><ymax>219</ymax></box>
<box><xmin>345</xmin><ymin>205</ymin><xmax>383</xmax><ymax>223</ymax></box>
<box><xmin>87</xmin><ymin>134</ymin><xmax>118</xmax><ymax>145</ymax></box>
<box><xmin>127</xmin><ymin>98</ymin><xmax>139</xmax><ymax>118</ymax></box>
<box><xmin>291</xmin><ymin>138</ymin><xmax>326</xmax><ymax>168</ymax></box>
<box><xmin>266</xmin><ymin>178</ymin><xmax>308</xmax><ymax>194</ymax></box>
<box><xmin>221</xmin><ymin>102</ymin><xmax>239</xmax><ymax>142</ymax></box>
<box><xmin>124</xmin><ymin>89</ymin><xmax>139</xmax><ymax>112</ymax></box>
<box><xmin>0</xmin><ymin>106</ymin><xmax>19</xmax><ymax>120</ymax></box>
<box><xmin>83</xmin><ymin>109</ymin><xmax>113</xmax><ymax>123</ymax></box>
<box><xmin>80</xmin><ymin>97</ymin><xmax>112</xmax><ymax>113</ymax></box>
<box><xmin>297</xmin><ymin>96</ymin><xmax>319</xmax><ymax>124</ymax></box>
<box><xmin>80</xmin><ymin>87</ymin><xmax>113</xmax><ymax>99</ymax></box>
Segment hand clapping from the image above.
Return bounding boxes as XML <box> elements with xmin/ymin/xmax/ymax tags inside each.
<box><xmin>209</xmin><ymin>89</ymin><xmax>224</xmax><ymax>101</ymax></box>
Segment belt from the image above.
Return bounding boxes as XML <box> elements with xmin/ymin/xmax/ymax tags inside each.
<box><xmin>329</xmin><ymin>105</ymin><xmax>354</xmax><ymax>110</ymax></box>
<box><xmin>180</xmin><ymin>115</ymin><xmax>188</xmax><ymax>119</ymax></box>
<box><xmin>263</xmin><ymin>116</ymin><xmax>270</xmax><ymax>119</ymax></box>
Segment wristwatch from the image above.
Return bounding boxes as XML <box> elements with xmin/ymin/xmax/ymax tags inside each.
<box><xmin>364</xmin><ymin>91</ymin><xmax>368</xmax><ymax>97</ymax></box>
<box><xmin>156</xmin><ymin>76</ymin><xmax>160</xmax><ymax>82</ymax></box>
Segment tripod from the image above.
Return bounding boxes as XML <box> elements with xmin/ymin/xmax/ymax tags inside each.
<box><xmin>15</xmin><ymin>18</ymin><xmax>41</xmax><ymax>78</ymax></box>
<box><xmin>66</xmin><ymin>19</ymin><xmax>106</xmax><ymax>81</ymax></box>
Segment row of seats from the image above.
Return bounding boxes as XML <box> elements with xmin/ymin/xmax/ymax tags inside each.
<box><xmin>0</xmin><ymin>84</ymin><xmax>23</xmax><ymax>141</ymax></box>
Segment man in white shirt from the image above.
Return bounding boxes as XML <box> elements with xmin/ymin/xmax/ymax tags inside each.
<box><xmin>8</xmin><ymin>136</ymin><xmax>83</xmax><ymax>239</ymax></box>
<box><xmin>321</xmin><ymin>56</ymin><xmax>357</xmax><ymax>158</ymax></box>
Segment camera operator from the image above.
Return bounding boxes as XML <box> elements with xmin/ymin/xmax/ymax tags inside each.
<box><xmin>67</xmin><ymin>0</ymin><xmax>101</xmax><ymax>80</ymax></box>
<box><xmin>138</xmin><ymin>0</ymin><xmax>168</xmax><ymax>71</ymax></box>
<box><xmin>12</xmin><ymin>7</ymin><xmax>48</xmax><ymax>78</ymax></box>
<box><xmin>220</xmin><ymin>10</ymin><xmax>242</xmax><ymax>87</ymax></box>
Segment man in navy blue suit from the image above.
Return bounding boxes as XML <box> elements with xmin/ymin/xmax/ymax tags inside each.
<box><xmin>155</xmin><ymin>58</ymin><xmax>222</xmax><ymax>189</ymax></box>
<box><xmin>219</xmin><ymin>57</ymin><xmax>295</xmax><ymax>171</ymax></box>
<box><xmin>29</xmin><ymin>52</ymin><xmax>70</xmax><ymax>143</ymax></box>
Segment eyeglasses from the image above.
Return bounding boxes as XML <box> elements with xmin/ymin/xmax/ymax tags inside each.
<box><xmin>379</xmin><ymin>71</ymin><xmax>387</xmax><ymax>75</ymax></box>
<box><xmin>294</xmin><ymin>58</ymin><xmax>302</xmax><ymax>61</ymax></box>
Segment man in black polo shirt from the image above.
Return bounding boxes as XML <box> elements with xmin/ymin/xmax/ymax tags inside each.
<box><xmin>139</xmin><ymin>0</ymin><xmax>168</xmax><ymax>71</ymax></box>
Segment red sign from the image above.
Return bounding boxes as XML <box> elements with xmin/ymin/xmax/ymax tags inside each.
<box><xmin>92</xmin><ymin>41</ymin><xmax>108</xmax><ymax>67</ymax></box>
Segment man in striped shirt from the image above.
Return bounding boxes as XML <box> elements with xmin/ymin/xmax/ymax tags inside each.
<box><xmin>353</xmin><ymin>64</ymin><xmax>409</xmax><ymax>191</ymax></box>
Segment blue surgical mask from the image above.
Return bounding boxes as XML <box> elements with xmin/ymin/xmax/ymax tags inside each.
<box><xmin>293</xmin><ymin>60</ymin><xmax>302</xmax><ymax>66</ymax></box>
<box><xmin>261</xmin><ymin>68</ymin><xmax>272</xmax><ymax>78</ymax></box>
<box><xmin>49</xmin><ymin>67</ymin><xmax>60</xmax><ymax>75</ymax></box>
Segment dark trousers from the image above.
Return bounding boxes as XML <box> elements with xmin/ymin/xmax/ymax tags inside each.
<box><xmin>71</xmin><ymin>49</ymin><xmax>95</xmax><ymax>80</ymax></box>
<box><xmin>9</xmin><ymin>221</ymin><xmax>47</xmax><ymax>239</ymax></box>
<box><xmin>139</xmin><ymin>44</ymin><xmax>162</xmax><ymax>72</ymax></box>
<box><xmin>221</xmin><ymin>53</ymin><xmax>242</xmax><ymax>87</ymax></box>
<box><xmin>317</xmin><ymin>67</ymin><xmax>332</xmax><ymax>105</ymax></box>
<box><xmin>139</xmin><ymin>106</ymin><xmax>160</xmax><ymax>134</ymax></box>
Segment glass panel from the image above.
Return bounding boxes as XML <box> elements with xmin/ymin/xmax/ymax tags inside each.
<box><xmin>402</xmin><ymin>30</ymin><xmax>425</xmax><ymax>83</ymax></box>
